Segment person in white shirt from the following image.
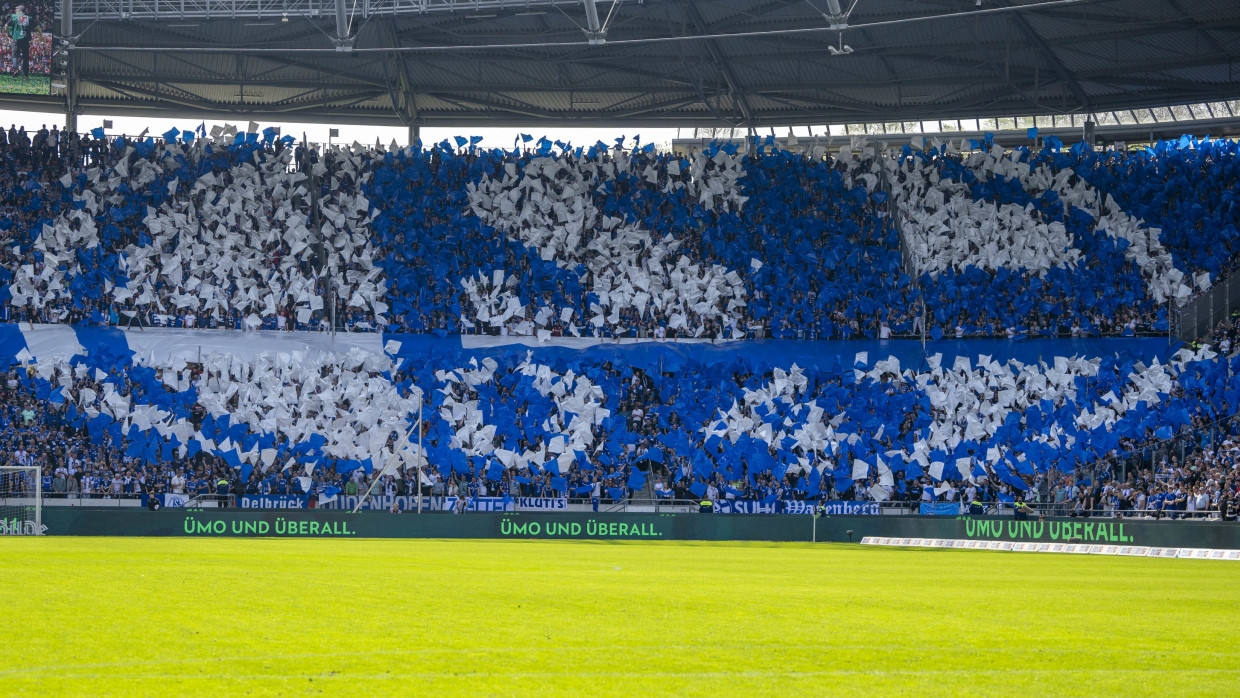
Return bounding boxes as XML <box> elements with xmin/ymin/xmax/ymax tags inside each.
<box><xmin>170</xmin><ymin>472</ymin><xmax>186</xmax><ymax>494</ymax></box>
<box><xmin>1194</xmin><ymin>488</ymin><xmax>1210</xmax><ymax>513</ymax></box>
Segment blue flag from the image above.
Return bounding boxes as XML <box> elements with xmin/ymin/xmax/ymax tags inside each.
<box><xmin>807</xmin><ymin>467</ymin><xmax>821</xmax><ymax>497</ymax></box>
<box><xmin>626</xmin><ymin>469</ymin><xmax>647</xmax><ymax>491</ymax></box>
<box><xmin>486</xmin><ymin>462</ymin><xmax>504</xmax><ymax>482</ymax></box>
<box><xmin>635</xmin><ymin>447</ymin><xmax>664</xmax><ymax>464</ymax></box>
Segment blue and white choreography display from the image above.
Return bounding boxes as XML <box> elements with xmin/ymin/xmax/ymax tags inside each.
<box><xmin>464</xmin><ymin>148</ymin><xmax>750</xmax><ymax>338</ymax></box>
<box><xmin>8</xmin><ymin>133</ymin><xmax>385</xmax><ymax>331</ymax></box>
<box><xmin>894</xmin><ymin>140</ymin><xmax>1193</xmax><ymax>302</ymax></box>
<box><xmin>0</xmin><ymin>127</ymin><xmax>1238</xmax><ymax>506</ymax></box>
<box><xmin>0</xmin><ymin>321</ymin><xmax>1229</xmax><ymax>504</ymax></box>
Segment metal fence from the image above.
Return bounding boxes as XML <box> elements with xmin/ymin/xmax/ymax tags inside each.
<box><xmin>1083</xmin><ymin>411</ymin><xmax>1240</xmax><ymax>486</ymax></box>
<box><xmin>1177</xmin><ymin>274</ymin><xmax>1240</xmax><ymax>342</ymax></box>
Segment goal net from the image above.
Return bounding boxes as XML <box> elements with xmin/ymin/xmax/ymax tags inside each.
<box><xmin>0</xmin><ymin>466</ymin><xmax>42</xmax><ymax>535</ymax></box>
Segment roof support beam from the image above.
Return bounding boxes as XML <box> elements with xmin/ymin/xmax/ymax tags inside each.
<box><xmin>1004</xmin><ymin>0</ymin><xmax>1090</xmax><ymax>110</ymax></box>
<box><xmin>1166</xmin><ymin>0</ymin><xmax>1232</xmax><ymax>58</ymax></box>
<box><xmin>685</xmin><ymin>0</ymin><xmax>754</xmax><ymax>129</ymax></box>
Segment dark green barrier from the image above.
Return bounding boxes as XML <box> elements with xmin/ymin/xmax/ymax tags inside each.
<box><xmin>42</xmin><ymin>509</ymin><xmax>815</xmax><ymax>541</ymax></box>
<box><xmin>42</xmin><ymin>508</ymin><xmax>1240</xmax><ymax>548</ymax></box>
<box><xmin>811</xmin><ymin>516</ymin><xmax>1240</xmax><ymax>549</ymax></box>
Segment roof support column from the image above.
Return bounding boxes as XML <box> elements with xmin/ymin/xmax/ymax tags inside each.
<box><xmin>61</xmin><ymin>0</ymin><xmax>77</xmax><ymax>133</ymax></box>
<box><xmin>60</xmin><ymin>0</ymin><xmax>72</xmax><ymax>36</ymax></box>
<box><xmin>334</xmin><ymin>0</ymin><xmax>354</xmax><ymax>51</ymax></box>
<box><xmin>582</xmin><ymin>0</ymin><xmax>605</xmax><ymax>44</ymax></box>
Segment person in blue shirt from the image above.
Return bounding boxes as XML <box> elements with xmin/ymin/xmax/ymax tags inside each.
<box><xmin>1148</xmin><ymin>490</ymin><xmax>1166</xmax><ymax>518</ymax></box>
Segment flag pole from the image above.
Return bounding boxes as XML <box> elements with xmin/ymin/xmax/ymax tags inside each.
<box><xmin>351</xmin><ymin>418</ymin><xmax>420</xmax><ymax>514</ymax></box>
<box><xmin>416</xmin><ymin>394</ymin><xmax>423</xmax><ymax>514</ymax></box>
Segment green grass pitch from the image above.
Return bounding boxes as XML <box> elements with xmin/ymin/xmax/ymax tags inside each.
<box><xmin>0</xmin><ymin>73</ymin><xmax>49</xmax><ymax>95</ymax></box>
<box><xmin>2</xmin><ymin>538</ymin><xmax>1238</xmax><ymax>696</ymax></box>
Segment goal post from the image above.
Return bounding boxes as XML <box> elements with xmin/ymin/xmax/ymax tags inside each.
<box><xmin>0</xmin><ymin>465</ymin><xmax>42</xmax><ymax>535</ymax></box>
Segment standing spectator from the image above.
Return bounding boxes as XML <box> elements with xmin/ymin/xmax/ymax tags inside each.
<box><xmin>7</xmin><ymin>5</ymin><xmax>30</xmax><ymax>77</ymax></box>
<box><xmin>170</xmin><ymin>470</ymin><xmax>186</xmax><ymax>495</ymax></box>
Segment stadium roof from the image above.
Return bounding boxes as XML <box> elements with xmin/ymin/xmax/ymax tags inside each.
<box><xmin>19</xmin><ymin>0</ymin><xmax>1240</xmax><ymax>128</ymax></box>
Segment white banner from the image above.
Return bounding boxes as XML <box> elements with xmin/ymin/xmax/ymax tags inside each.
<box><xmin>161</xmin><ymin>493</ymin><xmax>192</xmax><ymax>507</ymax></box>
<box><xmin>515</xmin><ymin>497</ymin><xmax>567</xmax><ymax>510</ymax></box>
<box><xmin>317</xmin><ymin>495</ymin><xmax>456</xmax><ymax>511</ymax></box>
<box><xmin>315</xmin><ymin>495</ymin><xmax>565</xmax><ymax>512</ymax></box>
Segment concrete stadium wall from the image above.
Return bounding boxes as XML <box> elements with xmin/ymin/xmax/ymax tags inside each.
<box><xmin>40</xmin><ymin>508</ymin><xmax>1240</xmax><ymax>548</ymax></box>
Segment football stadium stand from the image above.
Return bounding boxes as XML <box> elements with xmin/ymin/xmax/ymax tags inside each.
<box><xmin>1</xmin><ymin>126</ymin><xmax>1239</xmax><ymax>517</ymax></box>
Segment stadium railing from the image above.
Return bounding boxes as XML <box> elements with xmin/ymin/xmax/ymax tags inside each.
<box><xmin>584</xmin><ymin>497</ymin><xmax>1231</xmax><ymax>519</ymax></box>
<box><xmin>1177</xmin><ymin>270</ymin><xmax>1240</xmax><ymax>341</ymax></box>
<box><xmin>1082</xmin><ymin>412</ymin><xmax>1240</xmax><ymax>487</ymax></box>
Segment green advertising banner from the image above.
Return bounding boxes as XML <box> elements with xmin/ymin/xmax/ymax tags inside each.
<box><xmin>41</xmin><ymin>509</ymin><xmax>814</xmax><ymax>542</ymax></box>
<box><xmin>833</xmin><ymin>516</ymin><xmax>1240</xmax><ymax>549</ymax></box>
<box><xmin>39</xmin><ymin>508</ymin><xmax>1240</xmax><ymax>549</ymax></box>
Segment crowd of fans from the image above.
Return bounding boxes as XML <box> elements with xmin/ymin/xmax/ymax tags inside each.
<box><xmin>1</xmin><ymin>335</ymin><xmax>1237</xmax><ymax>520</ymax></box>
<box><xmin>0</xmin><ymin>128</ymin><xmax>1233</xmax><ymax>340</ymax></box>
<box><xmin>8</xmin><ymin>394</ymin><xmax>1240</xmax><ymax>519</ymax></box>
<box><xmin>0</xmin><ymin>128</ymin><xmax>1238</xmax><ymax>519</ymax></box>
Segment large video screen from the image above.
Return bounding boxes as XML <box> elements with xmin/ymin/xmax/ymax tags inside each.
<box><xmin>0</xmin><ymin>0</ymin><xmax>53</xmax><ymax>94</ymax></box>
